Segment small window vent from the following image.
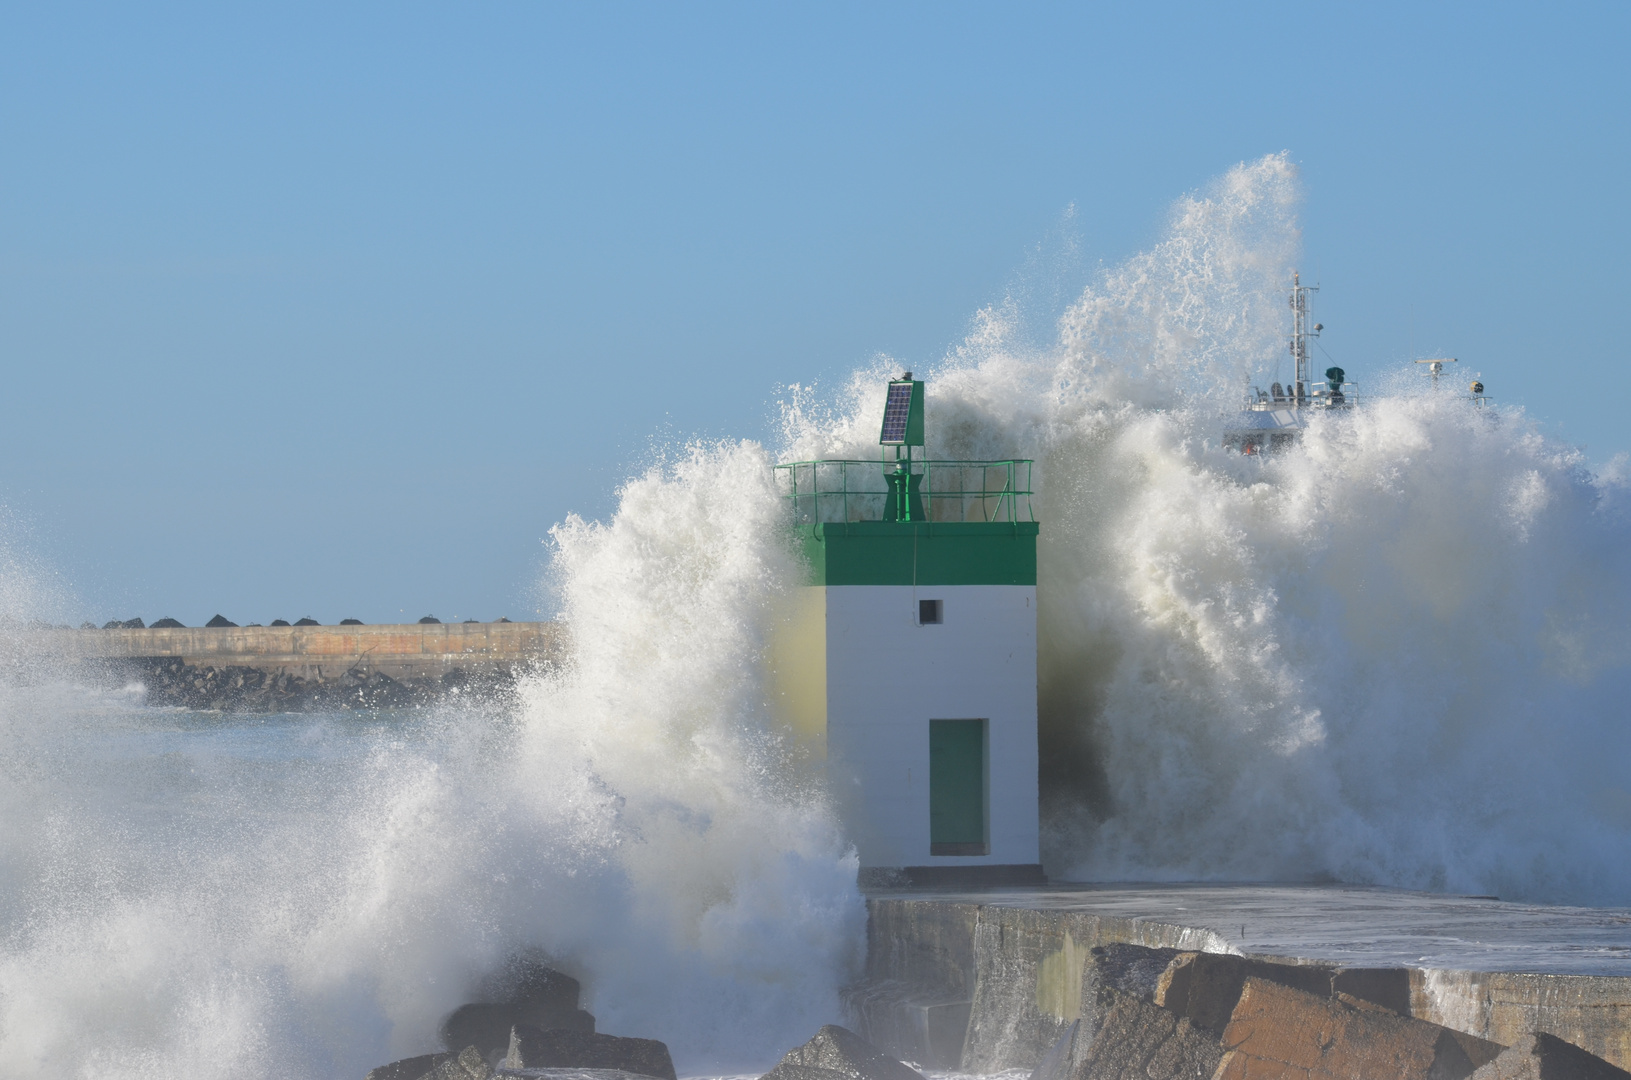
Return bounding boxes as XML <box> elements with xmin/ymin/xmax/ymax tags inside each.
<box><xmin>919</xmin><ymin>599</ymin><xmax>943</xmax><ymax>625</ymax></box>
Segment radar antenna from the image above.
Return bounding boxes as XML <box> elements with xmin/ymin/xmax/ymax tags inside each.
<box><xmin>1414</xmin><ymin>357</ymin><xmax>1457</xmax><ymax>389</ymax></box>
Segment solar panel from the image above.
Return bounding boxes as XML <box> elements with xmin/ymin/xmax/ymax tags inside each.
<box><xmin>880</xmin><ymin>382</ymin><xmax>914</xmax><ymax>444</ymax></box>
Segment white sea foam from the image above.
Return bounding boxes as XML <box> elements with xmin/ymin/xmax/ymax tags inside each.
<box><xmin>0</xmin><ymin>445</ymin><xmax>864</xmax><ymax>1079</ymax></box>
<box><xmin>2</xmin><ymin>153</ymin><xmax>1629</xmax><ymax>1080</ymax></box>
<box><xmin>787</xmin><ymin>153</ymin><xmax>1631</xmax><ymax>903</ymax></box>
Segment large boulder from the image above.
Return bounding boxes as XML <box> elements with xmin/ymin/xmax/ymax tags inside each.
<box><xmin>761</xmin><ymin>1025</ymin><xmax>924</xmax><ymax>1080</ymax></box>
<box><xmin>1026</xmin><ymin>944</ymin><xmax>1190</xmax><ymax>1080</ymax></box>
<box><xmin>1081</xmin><ymin>945</ymin><xmax>1185</xmax><ymax>1047</ymax></box>
<box><xmin>508</xmin><ymin>963</ymin><xmax>592</xmax><ymax>1029</ymax></box>
<box><xmin>1213</xmin><ymin>977</ymin><xmax>1503</xmax><ymax>1080</ymax></box>
<box><xmin>1086</xmin><ymin>945</ymin><xmax>1184</xmax><ymax>1007</ymax></box>
<box><xmin>1066</xmin><ymin>956</ymin><xmax>1502</xmax><ymax>1080</ymax></box>
<box><xmin>504</xmin><ymin>1026</ymin><xmax>676</xmax><ymax>1080</ymax></box>
<box><xmin>442</xmin><ymin>1006</ymin><xmax>531</xmax><ymax>1062</ymax></box>
<box><xmin>1154</xmin><ymin>951</ymin><xmax>1412</xmax><ymax>1036</ymax></box>
<box><xmin>1468</xmin><ymin>1033</ymin><xmax>1631</xmax><ymax>1080</ymax></box>
<box><xmin>1154</xmin><ymin>953</ymin><xmax>1339</xmax><ymax>1036</ymax></box>
<box><xmin>1071</xmin><ymin>990</ymin><xmax>1223</xmax><ymax>1080</ymax></box>
<box><xmin>427</xmin><ymin>1046</ymin><xmax>493</xmax><ymax>1080</ymax></box>
<box><xmin>442</xmin><ymin>1003</ymin><xmax>595</xmax><ymax>1061</ymax></box>
<box><xmin>441</xmin><ymin>963</ymin><xmax>596</xmax><ymax>1060</ymax></box>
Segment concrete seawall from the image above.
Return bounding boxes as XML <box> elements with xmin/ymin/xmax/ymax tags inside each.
<box><xmin>849</xmin><ymin>884</ymin><xmax>1631</xmax><ymax>1072</ymax></box>
<box><xmin>12</xmin><ymin>622</ymin><xmax>565</xmax><ymax>708</ymax></box>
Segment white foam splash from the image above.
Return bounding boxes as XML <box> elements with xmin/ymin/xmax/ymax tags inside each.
<box><xmin>786</xmin><ymin>152</ymin><xmax>1631</xmax><ymax>904</ymax></box>
<box><xmin>0</xmin><ymin>442</ymin><xmax>864</xmax><ymax>1079</ymax></box>
<box><xmin>3</xmin><ymin>152</ymin><xmax>1629</xmax><ymax>1080</ymax></box>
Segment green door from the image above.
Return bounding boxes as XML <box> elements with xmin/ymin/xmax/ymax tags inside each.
<box><xmin>930</xmin><ymin>719</ymin><xmax>987</xmax><ymax>855</ymax></box>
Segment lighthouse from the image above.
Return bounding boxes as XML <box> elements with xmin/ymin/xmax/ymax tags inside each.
<box><xmin>772</xmin><ymin>375</ymin><xmax>1042</xmax><ymax>886</ymax></box>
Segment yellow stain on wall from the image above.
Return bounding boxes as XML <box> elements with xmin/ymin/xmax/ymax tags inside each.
<box><xmin>1036</xmin><ymin>931</ymin><xmax>1086</xmax><ymax>1021</ymax></box>
<box><xmin>768</xmin><ymin>586</ymin><xmax>827</xmax><ymax>759</ymax></box>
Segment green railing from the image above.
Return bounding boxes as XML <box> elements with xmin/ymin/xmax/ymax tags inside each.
<box><xmin>773</xmin><ymin>459</ymin><xmax>1034</xmax><ymax>526</ymax></box>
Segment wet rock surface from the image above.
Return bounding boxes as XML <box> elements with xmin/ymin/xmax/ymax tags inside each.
<box><xmin>1073</xmin><ymin>990</ymin><xmax>1223</xmax><ymax>1080</ymax></box>
<box><xmin>366</xmin><ymin>1053</ymin><xmax>451</xmax><ymax>1080</ymax></box>
<box><xmin>369</xmin><ymin>1047</ymin><xmax>491</xmax><ymax>1080</ymax></box>
<box><xmin>443</xmin><ymin>1004</ymin><xmax>596</xmax><ymax>1063</ymax></box>
<box><xmin>1212</xmin><ymin>976</ymin><xmax>1500</xmax><ymax>1080</ymax></box>
<box><xmin>440</xmin><ymin>961</ymin><xmax>600</xmax><ymax>1061</ymax></box>
<box><xmin>1034</xmin><ymin>948</ymin><xmax>1627</xmax><ymax>1080</ymax></box>
<box><xmin>427</xmin><ymin>1047</ymin><xmax>494</xmax><ymax>1080</ymax></box>
<box><xmin>368</xmin><ymin>962</ymin><xmax>670</xmax><ymax>1080</ymax></box>
<box><xmin>1155</xmin><ymin>951</ymin><xmax>1369</xmax><ymax>1035</ymax></box>
<box><xmin>1470</xmin><ymin>1033</ymin><xmax>1631</xmax><ymax>1080</ymax></box>
<box><xmin>503</xmin><ymin>1028</ymin><xmax>675</xmax><ymax>1080</ymax></box>
<box><xmin>761</xmin><ymin>1025</ymin><xmax>925</xmax><ymax>1080</ymax></box>
<box><xmin>1085</xmin><ymin>944</ymin><xmax>1184</xmax><ymax>1007</ymax></box>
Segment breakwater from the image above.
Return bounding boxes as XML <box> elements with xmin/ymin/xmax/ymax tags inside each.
<box><xmin>18</xmin><ymin>622</ymin><xmax>564</xmax><ymax>709</ymax></box>
<box><xmin>847</xmin><ymin>884</ymin><xmax>1631</xmax><ymax>1072</ymax></box>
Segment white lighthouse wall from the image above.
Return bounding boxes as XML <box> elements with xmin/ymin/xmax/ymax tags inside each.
<box><xmin>821</xmin><ymin>584</ymin><xmax>1039</xmax><ymax>868</ymax></box>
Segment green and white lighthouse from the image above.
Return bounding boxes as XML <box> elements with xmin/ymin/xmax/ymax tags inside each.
<box><xmin>773</xmin><ymin>375</ymin><xmax>1042</xmax><ymax>886</ymax></box>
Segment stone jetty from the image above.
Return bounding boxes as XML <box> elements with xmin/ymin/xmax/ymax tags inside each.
<box><xmin>11</xmin><ymin>620</ymin><xmax>564</xmax><ymax>709</ymax></box>
<box><xmin>842</xmin><ymin>883</ymin><xmax>1631</xmax><ymax>1076</ymax></box>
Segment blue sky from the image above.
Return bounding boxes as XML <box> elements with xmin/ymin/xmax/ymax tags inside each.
<box><xmin>1</xmin><ymin>2</ymin><xmax>1626</xmax><ymax>625</ymax></box>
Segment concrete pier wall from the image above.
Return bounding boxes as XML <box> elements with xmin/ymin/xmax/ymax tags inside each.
<box><xmin>850</xmin><ymin>886</ymin><xmax>1631</xmax><ymax>1072</ymax></box>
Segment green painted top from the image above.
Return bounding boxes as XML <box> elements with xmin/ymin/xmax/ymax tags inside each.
<box><xmin>798</xmin><ymin>521</ymin><xmax>1038</xmax><ymax>587</ymax></box>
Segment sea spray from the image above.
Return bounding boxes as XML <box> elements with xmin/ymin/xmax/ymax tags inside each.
<box><xmin>503</xmin><ymin>440</ymin><xmax>864</xmax><ymax>1060</ymax></box>
<box><xmin>784</xmin><ymin>152</ymin><xmax>1631</xmax><ymax>903</ymax></box>
<box><xmin>3</xmin><ymin>152</ymin><xmax>1631</xmax><ymax>1080</ymax></box>
<box><xmin>0</xmin><ymin>441</ymin><xmax>863</xmax><ymax>1080</ymax></box>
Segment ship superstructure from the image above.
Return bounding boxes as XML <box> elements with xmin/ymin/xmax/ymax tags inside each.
<box><xmin>1225</xmin><ymin>274</ymin><xmax>1493</xmax><ymax>454</ymax></box>
<box><xmin>1224</xmin><ymin>273</ymin><xmax>1355</xmax><ymax>454</ymax></box>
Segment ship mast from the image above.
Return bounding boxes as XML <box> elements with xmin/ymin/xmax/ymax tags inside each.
<box><xmin>1289</xmin><ymin>272</ymin><xmax>1320</xmax><ymax>405</ymax></box>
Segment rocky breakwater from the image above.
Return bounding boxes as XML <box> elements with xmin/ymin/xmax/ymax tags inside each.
<box><xmin>41</xmin><ymin>619</ymin><xmax>563</xmax><ymax>710</ymax></box>
<box><xmin>1019</xmin><ymin>945</ymin><xmax>1630</xmax><ymax>1080</ymax></box>
<box><xmin>848</xmin><ymin>887</ymin><xmax>1631</xmax><ymax>1072</ymax></box>
<box><xmin>366</xmin><ymin>963</ymin><xmax>676</xmax><ymax>1080</ymax></box>
<box><xmin>759</xmin><ymin>947</ymin><xmax>1630</xmax><ymax>1080</ymax></box>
